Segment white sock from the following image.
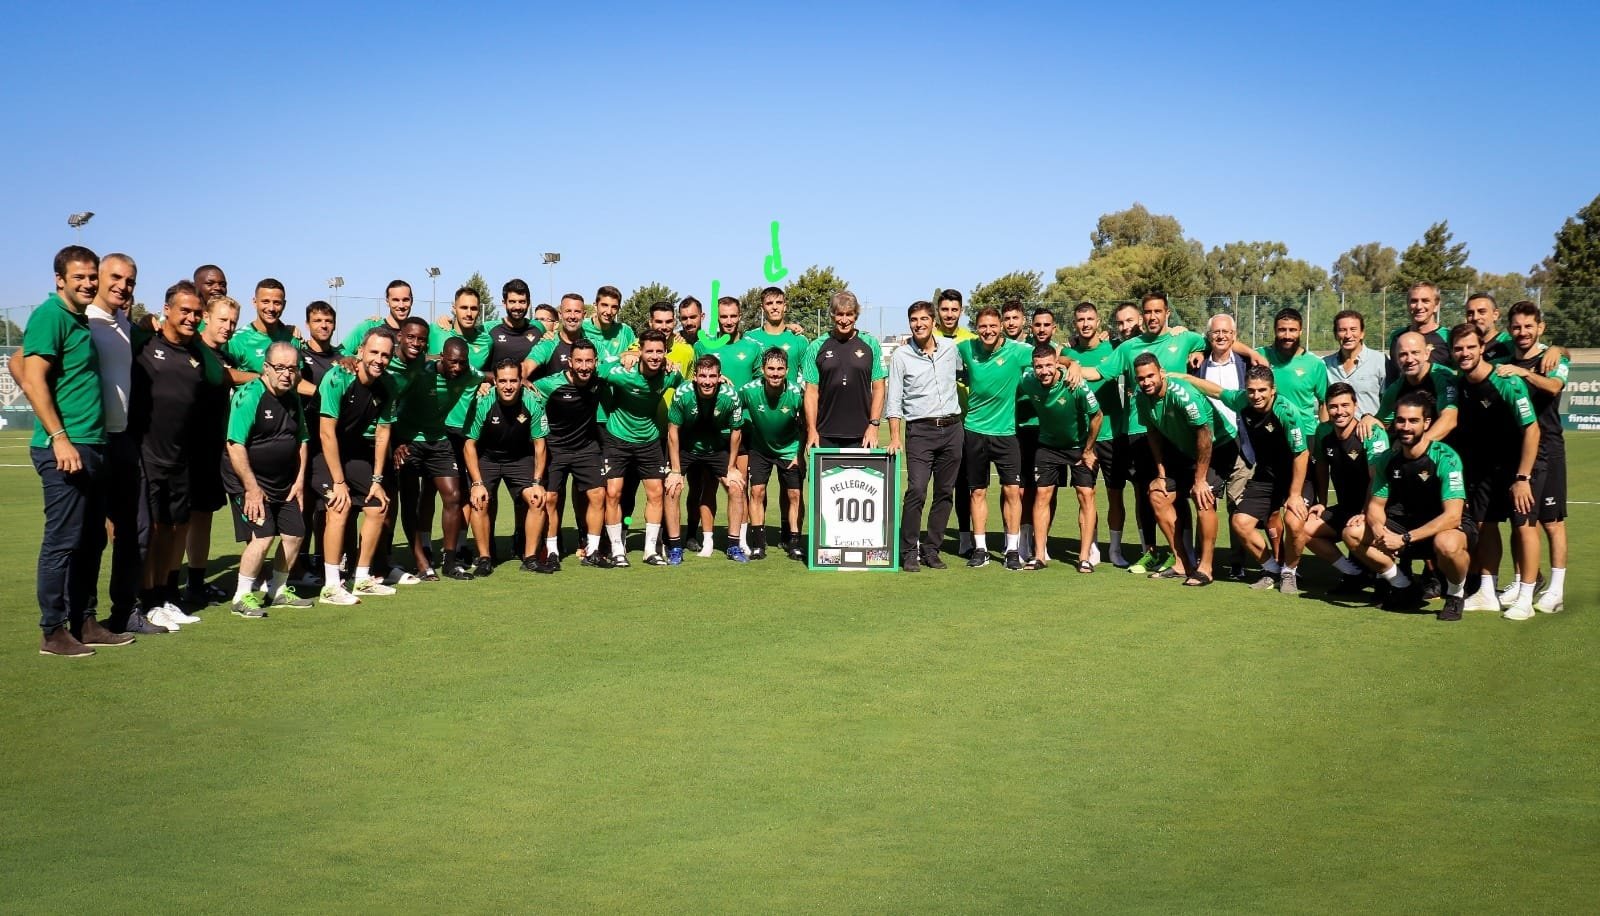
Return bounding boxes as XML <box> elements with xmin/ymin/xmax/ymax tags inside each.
<box><xmin>547</xmin><ymin>536</ymin><xmax>561</xmax><ymax>557</ymax></box>
<box><xmin>974</xmin><ymin>533</ymin><xmax>988</xmax><ymax>553</ymax></box>
<box><xmin>324</xmin><ymin>563</ymin><xmax>342</xmax><ymax>587</ymax></box>
<box><xmin>268</xmin><ymin>570</ymin><xmax>289</xmax><ymax>598</ymax></box>
<box><xmin>1478</xmin><ymin>574</ymin><xmax>1496</xmax><ymax>595</ymax></box>
<box><xmin>1334</xmin><ymin>556</ymin><xmax>1363</xmax><ymax>576</ymax></box>
<box><xmin>644</xmin><ymin>523</ymin><xmax>661</xmax><ymax>555</ymax></box>
<box><xmin>234</xmin><ymin>575</ymin><xmax>256</xmax><ymax>602</ymax></box>
<box><xmin>738</xmin><ymin>523</ymin><xmax>749</xmax><ymax>551</ymax></box>
<box><xmin>1504</xmin><ymin>575</ymin><xmax>1523</xmax><ymax>591</ymax></box>
<box><xmin>1004</xmin><ymin>531</ymin><xmax>1020</xmax><ymax>553</ymax></box>
<box><xmin>698</xmin><ymin>533</ymin><xmax>716</xmax><ymax>556</ymax></box>
<box><xmin>606</xmin><ymin>523</ymin><xmax>625</xmax><ymax>557</ymax></box>
<box><xmin>355</xmin><ymin>566</ymin><xmax>370</xmax><ymax>583</ymax></box>
<box><xmin>1516</xmin><ymin>582</ymin><xmax>1534</xmax><ymax>602</ymax></box>
<box><xmin>1549</xmin><ymin>567</ymin><xmax>1566</xmax><ymax>595</ymax></box>
<box><xmin>1381</xmin><ymin>564</ymin><xmax>1411</xmax><ymax>589</ymax></box>
<box><xmin>1447</xmin><ymin>578</ymin><xmax>1467</xmax><ymax>598</ymax></box>
<box><xmin>1262</xmin><ymin>558</ymin><xmax>1284</xmax><ymax>576</ymax></box>
<box><xmin>586</xmin><ymin>533</ymin><xmax>601</xmax><ymax>555</ymax></box>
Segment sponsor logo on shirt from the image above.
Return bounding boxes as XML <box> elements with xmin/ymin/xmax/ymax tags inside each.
<box><xmin>1418</xmin><ymin>469</ymin><xmax>1431</xmax><ymax>481</ymax></box>
<box><xmin>153</xmin><ymin>348</ymin><xmax>166</xmax><ymax>360</ymax></box>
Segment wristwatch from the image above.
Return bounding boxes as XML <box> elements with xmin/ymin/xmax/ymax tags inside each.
<box><xmin>1515</xmin><ymin>474</ymin><xmax>1531</xmax><ymax>482</ymax></box>
<box><xmin>1401</xmin><ymin>531</ymin><xmax>1412</xmax><ymax>546</ymax></box>
<box><xmin>868</xmin><ymin>419</ymin><xmax>881</xmax><ymax>427</ymax></box>
<box><xmin>371</xmin><ymin>473</ymin><xmax>385</xmax><ymax>484</ymax></box>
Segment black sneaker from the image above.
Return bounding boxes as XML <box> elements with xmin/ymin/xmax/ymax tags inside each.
<box><xmin>1437</xmin><ymin>595</ymin><xmax>1464</xmax><ymax>621</ymax></box>
<box><xmin>749</xmin><ymin>547</ymin><xmax>766</xmax><ymax>560</ymax></box>
<box><xmin>520</xmin><ymin>556</ymin><xmax>543</xmax><ymax>573</ymax></box>
<box><xmin>1419</xmin><ymin>577</ymin><xmax>1442</xmax><ymax>601</ymax></box>
<box><xmin>1003</xmin><ymin>551</ymin><xmax>1024</xmax><ymax>571</ymax></box>
<box><xmin>472</xmin><ymin>557</ymin><xmax>494</xmax><ymax>578</ymax></box>
<box><xmin>902</xmin><ymin>554</ymin><xmax>921</xmax><ymax>573</ymax></box>
<box><xmin>442</xmin><ymin>562</ymin><xmax>474</xmax><ymax>581</ymax></box>
<box><xmin>921</xmin><ymin>548</ymin><xmax>947</xmax><ymax>570</ymax></box>
<box><xmin>419</xmin><ymin>568</ymin><xmax>442</xmax><ymax>582</ymax></box>
<box><xmin>967</xmin><ymin>551</ymin><xmax>990</xmax><ymax>568</ymax></box>
<box><xmin>684</xmin><ymin>535</ymin><xmax>702</xmax><ymax>553</ymax></box>
<box><xmin>580</xmin><ymin>553</ymin><xmax>613</xmax><ymax>569</ymax></box>
<box><xmin>1329</xmin><ymin>573</ymin><xmax>1368</xmax><ymax>595</ymax></box>
<box><xmin>1382</xmin><ymin>583</ymin><xmax>1425</xmax><ymax>612</ymax></box>
<box><xmin>538</xmin><ymin>555</ymin><xmax>561</xmax><ymax>574</ymax></box>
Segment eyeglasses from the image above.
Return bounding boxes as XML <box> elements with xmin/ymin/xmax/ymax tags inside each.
<box><xmin>264</xmin><ymin>363</ymin><xmax>298</xmax><ymax>374</ymax></box>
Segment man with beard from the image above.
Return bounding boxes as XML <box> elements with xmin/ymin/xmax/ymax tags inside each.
<box><xmin>1065</xmin><ymin>302</ymin><xmax>1143</xmax><ymax>569</ymax></box>
<box><xmin>677</xmin><ymin>296</ymin><xmax>706</xmax><ymax>346</ymax></box>
<box><xmin>465</xmin><ymin>360</ymin><xmax>550</xmax><ymax>573</ymax></box>
<box><xmin>531</xmin><ymin>339</ymin><xmax>608</xmax><ymax>569</ymax></box>
<box><xmin>1305</xmin><ymin>382</ymin><xmax>1390</xmax><ymax>591</ymax></box>
<box><xmin>601</xmin><ymin>332</ymin><xmax>684</xmax><ymax>565</ymax></box>
<box><xmin>523</xmin><ymin>293</ymin><xmax>588</xmax><ymax>381</ymax></box>
<box><xmin>1369</xmin><ymin>331</ymin><xmax>1460</xmax><ymax>443</ymax></box>
<box><xmin>430</xmin><ymin>285</ymin><xmax>492</xmax><ymax>370</ymax></box>
<box><xmin>667</xmin><ymin>355</ymin><xmax>748</xmax><ymax>562</ymax></box>
<box><xmin>741</xmin><ymin>347</ymin><xmax>808</xmax><ymax>561</ymax></box>
<box><xmin>394</xmin><ymin>338</ymin><xmax>477</xmax><ymax>580</ymax></box>
<box><xmin>341</xmin><ymin>280</ymin><xmax>413</xmax><ymax>356</ymax></box>
<box><xmin>956</xmin><ymin>307</ymin><xmax>1033</xmax><ymax>569</ymax></box>
<box><xmin>484</xmin><ymin>278</ymin><xmax>545</xmax><ymax>374</ymax></box>
<box><xmin>223</xmin><ymin>341</ymin><xmax>314</xmax><ymax>618</ymax></box>
<box><xmin>293</xmin><ymin>300</ymin><xmax>342</xmax><ymax>586</ymax></box>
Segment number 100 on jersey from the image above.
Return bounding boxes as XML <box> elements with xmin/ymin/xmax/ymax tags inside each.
<box><xmin>807</xmin><ymin>449</ymin><xmax>899</xmax><ymax>571</ymax></box>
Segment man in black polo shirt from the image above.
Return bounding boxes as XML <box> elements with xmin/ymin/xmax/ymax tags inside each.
<box><xmin>801</xmin><ymin>291</ymin><xmax>886</xmax><ymax>450</ymax></box>
<box><xmin>484</xmin><ymin>278</ymin><xmax>545</xmax><ymax>377</ymax></box>
<box><xmin>531</xmin><ymin>339</ymin><xmax>608</xmax><ymax>568</ymax></box>
<box><xmin>293</xmin><ymin>300</ymin><xmax>341</xmax><ymax>585</ymax></box>
<box><xmin>129</xmin><ymin>281</ymin><xmax>218</xmax><ymax>631</ymax></box>
<box><xmin>1305</xmin><ymin>382</ymin><xmax>1390</xmax><ymax>591</ymax></box>
<box><xmin>466</xmin><ymin>359</ymin><xmax>551</xmax><ymax>573</ymax></box>
<box><xmin>522</xmin><ymin>293</ymin><xmax>587</xmax><ymax>381</ymax></box>
<box><xmin>184</xmin><ymin>294</ymin><xmax>242</xmax><ymax>606</ymax></box>
<box><xmin>223</xmin><ymin>341</ymin><xmax>313</xmax><ymax>618</ymax></box>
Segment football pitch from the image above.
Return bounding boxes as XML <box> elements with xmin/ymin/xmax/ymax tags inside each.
<box><xmin>1</xmin><ymin>430</ymin><xmax>1596</xmax><ymax>912</ymax></box>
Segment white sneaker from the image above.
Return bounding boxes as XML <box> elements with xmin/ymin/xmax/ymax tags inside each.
<box><xmin>1534</xmin><ymin>590</ymin><xmax>1564</xmax><ymax>614</ymax></box>
<box><xmin>1498</xmin><ymin>579</ymin><xmax>1540</xmax><ymax>606</ymax></box>
<box><xmin>384</xmin><ymin>569</ymin><xmax>422</xmax><ymax>586</ymax></box>
<box><xmin>1463</xmin><ymin>589</ymin><xmax>1501</xmax><ymax>612</ymax></box>
<box><xmin>319</xmin><ymin>585</ymin><xmax>360</xmax><ymax>606</ymax></box>
<box><xmin>352</xmin><ymin>577</ymin><xmax>397</xmax><ymax>597</ymax></box>
<box><xmin>1503</xmin><ymin>596</ymin><xmax>1536</xmax><ymax>621</ymax></box>
<box><xmin>697</xmin><ymin>545</ymin><xmax>715</xmax><ymax>559</ymax></box>
<box><xmin>163</xmin><ymin>602</ymin><xmax>202</xmax><ymax>624</ymax></box>
<box><xmin>147</xmin><ymin>606</ymin><xmax>183</xmax><ymax>630</ymax></box>
<box><xmin>1087</xmin><ymin>544</ymin><xmax>1102</xmax><ymax>567</ymax></box>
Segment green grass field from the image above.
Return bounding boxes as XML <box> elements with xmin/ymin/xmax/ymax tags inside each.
<box><xmin>1</xmin><ymin>430</ymin><xmax>1596</xmax><ymax>912</ymax></box>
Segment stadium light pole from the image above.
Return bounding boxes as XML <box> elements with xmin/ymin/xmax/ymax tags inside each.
<box><xmin>67</xmin><ymin>211</ymin><xmax>94</xmax><ymax>237</ymax></box>
<box><xmin>427</xmin><ymin>266</ymin><xmax>442</xmax><ymax>322</ymax></box>
<box><xmin>542</xmin><ymin>252</ymin><xmax>560</xmax><ymax>306</ymax></box>
<box><xmin>328</xmin><ymin>276</ymin><xmax>344</xmax><ymax>310</ymax></box>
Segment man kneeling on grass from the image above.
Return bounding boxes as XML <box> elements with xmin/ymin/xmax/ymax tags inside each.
<box><xmin>1343</xmin><ymin>390</ymin><xmax>1473</xmax><ymax>621</ymax></box>
<box><xmin>224</xmin><ymin>342</ymin><xmax>315</xmax><ymax>617</ymax></box>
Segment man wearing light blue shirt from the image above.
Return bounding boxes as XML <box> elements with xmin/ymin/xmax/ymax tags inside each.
<box><xmin>1323</xmin><ymin>309</ymin><xmax>1392</xmax><ymax>418</ymax></box>
<box><xmin>886</xmin><ymin>301</ymin><xmax>963</xmax><ymax>571</ymax></box>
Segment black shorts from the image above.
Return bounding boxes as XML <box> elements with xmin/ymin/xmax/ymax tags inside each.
<box><xmin>189</xmin><ymin>449</ymin><xmax>227</xmax><ymax>513</ymax></box>
<box><xmin>1531</xmin><ymin>456</ymin><xmax>1566</xmax><ymax>523</ymax></box>
<box><xmin>1017</xmin><ymin>426</ymin><xmax>1040</xmax><ymax>488</ymax></box>
<box><xmin>1157</xmin><ymin>440</ymin><xmax>1239</xmax><ymax>505</ymax></box>
<box><xmin>1094</xmin><ymin>437</ymin><xmax>1128</xmax><ymax>489</ymax></box>
<box><xmin>406</xmin><ymin>438</ymin><xmax>460</xmax><ymax>479</ymax></box>
<box><xmin>479</xmin><ymin>455</ymin><xmax>536</xmax><ymax>497</ymax></box>
<box><xmin>144</xmin><ymin>460</ymin><xmax>192</xmax><ymax>526</ymax></box>
<box><xmin>1128</xmin><ymin>433</ymin><xmax>1157</xmax><ymax>486</ymax></box>
<box><xmin>309</xmin><ymin>450</ymin><xmax>383</xmax><ymax>509</ymax></box>
<box><xmin>229</xmin><ymin>493</ymin><xmax>306</xmax><ymax>543</ymax></box>
<box><xmin>1319</xmin><ymin>503</ymin><xmax>1360</xmax><ymax>533</ymax></box>
<box><xmin>963</xmin><ymin>431</ymin><xmax>1022</xmax><ymax>489</ymax></box>
<box><xmin>1235</xmin><ymin>477</ymin><xmax>1289</xmax><ymax>522</ymax></box>
<box><xmin>747</xmin><ymin>450</ymin><xmax>805</xmax><ymax>491</ymax></box>
<box><xmin>550</xmin><ymin>442</ymin><xmax>606</xmax><ymax>494</ymax></box>
<box><xmin>1033</xmin><ymin>444</ymin><xmax>1095</xmax><ymax>489</ymax></box>
<box><xmin>1386</xmin><ymin>516</ymin><xmax>1479</xmax><ymax>561</ymax></box>
<box><xmin>683</xmin><ymin>449</ymin><xmax>730</xmax><ymax>481</ymax></box>
<box><xmin>603</xmin><ymin>438</ymin><xmax>668</xmax><ymax>481</ymax></box>
<box><xmin>1465</xmin><ymin>469</ymin><xmax>1514</xmax><ymax>525</ymax></box>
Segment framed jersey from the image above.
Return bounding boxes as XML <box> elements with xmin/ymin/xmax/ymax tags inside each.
<box><xmin>807</xmin><ymin>449</ymin><xmax>899</xmax><ymax>571</ymax></box>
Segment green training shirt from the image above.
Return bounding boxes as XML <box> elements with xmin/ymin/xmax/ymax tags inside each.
<box><xmin>429</xmin><ymin>323</ymin><xmax>493</xmax><ymax>370</ymax></box>
<box><xmin>696</xmin><ymin>334</ymin><xmax>764</xmax><ymax>389</ymax></box>
<box><xmin>668</xmin><ymin>382</ymin><xmax>744</xmax><ymax>454</ymax></box>
<box><xmin>1018</xmin><ymin>373</ymin><xmax>1101</xmax><ymax>449</ymax></box>
<box><xmin>737</xmin><ymin>379</ymin><xmax>805</xmax><ymax>460</ymax></box>
<box><xmin>1136</xmin><ymin>376</ymin><xmax>1237</xmax><ymax>460</ymax></box>
<box><xmin>1258</xmin><ymin>346</ymin><xmax>1328</xmax><ymax>420</ymax></box>
<box><xmin>395</xmin><ymin>363</ymin><xmax>477</xmax><ymax>442</ymax></box>
<box><xmin>956</xmin><ymin>337</ymin><xmax>1033</xmax><ymax>436</ymax></box>
<box><xmin>581</xmin><ymin>319</ymin><xmax>637</xmax><ymax>362</ymax></box>
<box><xmin>23</xmin><ymin>294</ymin><xmax>105</xmax><ymax>448</ymax></box>
<box><xmin>1065</xmin><ymin>338</ymin><xmax>1122</xmax><ymax>440</ymax></box>
<box><xmin>227</xmin><ymin>321</ymin><xmax>296</xmax><ymax>373</ymax></box>
<box><xmin>601</xmin><ymin>361</ymin><xmax>683</xmax><ymax>443</ymax></box>
<box><xmin>744</xmin><ymin>327</ymin><xmax>810</xmax><ymax>383</ymax></box>
<box><xmin>1376</xmin><ymin>365</ymin><xmax>1458</xmax><ymax>423</ymax></box>
<box><xmin>1092</xmin><ymin>329</ymin><xmax>1207</xmax><ymax>436</ymax></box>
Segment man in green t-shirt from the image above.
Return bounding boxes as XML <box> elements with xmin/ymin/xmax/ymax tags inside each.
<box><xmin>1018</xmin><ymin>345</ymin><xmax>1102</xmax><ymax>570</ymax></box>
<box><xmin>1132</xmin><ymin>352</ymin><xmax>1241</xmax><ymax>587</ymax></box>
<box><xmin>581</xmin><ymin>285</ymin><xmax>637</xmax><ymax>362</ymax></box>
<box><xmin>745</xmin><ymin>286</ymin><xmax>810</xmax><ymax>384</ymax></box>
<box><xmin>223</xmin><ymin>341</ymin><xmax>314</xmax><ymax>618</ymax></box>
<box><xmin>667</xmin><ymin>355</ymin><xmax>748</xmax><ymax>562</ymax></box>
<box><xmin>17</xmin><ymin>245</ymin><xmax>132</xmax><ymax>656</ymax></box>
<box><xmin>341</xmin><ymin>279</ymin><xmax>414</xmax><ymax>356</ymax></box>
<box><xmin>394</xmin><ymin>338</ymin><xmax>478</xmax><ymax>581</ymax></box>
<box><xmin>739</xmin><ymin>348</ymin><xmax>807</xmax><ymax>560</ymax></box>
<box><xmin>226</xmin><ymin>278</ymin><xmax>297</xmax><ymax>374</ymax></box>
<box><xmin>600</xmin><ymin>331</ymin><xmax>685</xmax><ymax>566</ymax></box>
<box><xmin>956</xmin><ymin>306</ymin><xmax>1034</xmax><ymax>569</ymax></box>
<box><xmin>1066</xmin><ymin>301</ymin><xmax>1146</xmax><ymax>568</ymax></box>
<box><xmin>1258</xmin><ymin>307</ymin><xmax>1327</xmax><ymax>424</ymax></box>
<box><xmin>429</xmin><ymin>285</ymin><xmax>493</xmax><ymax>370</ymax></box>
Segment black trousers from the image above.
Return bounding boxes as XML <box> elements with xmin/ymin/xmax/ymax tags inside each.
<box><xmin>899</xmin><ymin>420</ymin><xmax>964</xmax><ymax>555</ymax></box>
<box><xmin>100</xmin><ymin>431</ymin><xmax>149</xmax><ymax>626</ymax></box>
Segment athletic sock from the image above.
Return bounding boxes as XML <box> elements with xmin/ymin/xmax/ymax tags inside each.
<box><xmin>1518</xmin><ymin>582</ymin><xmax>1536</xmax><ymax>602</ymax></box>
<box><xmin>547</xmin><ymin>536</ymin><xmax>560</xmax><ymax>558</ymax></box>
<box><xmin>1004</xmin><ymin>532</ymin><xmax>1020</xmax><ymax>553</ymax></box>
<box><xmin>1549</xmin><ymin>567</ymin><xmax>1566</xmax><ymax>595</ymax></box>
<box><xmin>1380</xmin><ymin>564</ymin><xmax>1410</xmax><ymax>589</ymax></box>
<box><xmin>355</xmin><ymin>565</ymin><xmax>370</xmax><ymax>583</ymax></box>
<box><xmin>1334</xmin><ymin>556</ymin><xmax>1363</xmax><ymax>576</ymax></box>
<box><xmin>166</xmin><ymin>570</ymin><xmax>181</xmax><ymax>593</ymax></box>
<box><xmin>973</xmin><ymin>533</ymin><xmax>988</xmax><ymax>553</ymax></box>
<box><xmin>585</xmin><ymin>533</ymin><xmax>601</xmax><ymax>556</ymax></box>
<box><xmin>606</xmin><ymin>523</ymin><xmax>625</xmax><ymax>557</ymax></box>
<box><xmin>1447</xmin><ymin>578</ymin><xmax>1467</xmax><ymax>598</ymax></box>
<box><xmin>187</xmin><ymin>567</ymin><xmax>206</xmax><ymax>590</ymax></box>
<box><xmin>324</xmin><ymin>563</ymin><xmax>342</xmax><ymax>588</ymax></box>
<box><xmin>750</xmin><ymin>526</ymin><xmax>767</xmax><ymax>550</ymax></box>
<box><xmin>698</xmin><ymin>533</ymin><xmax>716</xmax><ymax>557</ymax></box>
<box><xmin>1262</xmin><ymin>558</ymin><xmax>1284</xmax><ymax>576</ymax></box>
<box><xmin>1108</xmin><ymin>529</ymin><xmax>1126</xmax><ymax>564</ymax></box>
<box><xmin>738</xmin><ymin>523</ymin><xmax>749</xmax><ymax>552</ymax></box>
<box><xmin>234</xmin><ymin>576</ymin><xmax>256</xmax><ymax>602</ymax></box>
<box><xmin>667</xmin><ymin>536</ymin><xmax>683</xmax><ymax>550</ymax></box>
<box><xmin>268</xmin><ymin>571</ymin><xmax>289</xmax><ymax>599</ymax></box>
<box><xmin>1478</xmin><ymin>573</ymin><xmax>1496</xmax><ymax>595</ymax></box>
<box><xmin>140</xmin><ymin>587</ymin><xmax>161</xmax><ymax>609</ymax></box>
<box><xmin>644</xmin><ymin>523</ymin><xmax>661</xmax><ymax>556</ymax></box>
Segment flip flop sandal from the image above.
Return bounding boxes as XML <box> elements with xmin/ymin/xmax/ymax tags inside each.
<box><xmin>1022</xmin><ymin>557</ymin><xmax>1047</xmax><ymax>570</ymax></box>
<box><xmin>1149</xmin><ymin>567</ymin><xmax>1184</xmax><ymax>580</ymax></box>
<box><xmin>1182</xmin><ymin>572</ymin><xmax>1214</xmax><ymax>587</ymax></box>
<box><xmin>1077</xmin><ymin>560</ymin><xmax>1095</xmax><ymax>574</ymax></box>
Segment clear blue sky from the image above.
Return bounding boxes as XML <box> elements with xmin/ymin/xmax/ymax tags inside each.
<box><xmin>4</xmin><ymin>0</ymin><xmax>1597</xmax><ymax>337</ymax></box>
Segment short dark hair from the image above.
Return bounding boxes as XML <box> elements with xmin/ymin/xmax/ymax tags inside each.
<box><xmin>493</xmin><ymin>358</ymin><xmax>521</xmax><ymax>376</ymax></box>
<box><xmin>1031</xmin><ymin>343</ymin><xmax>1057</xmax><ymax>361</ymax></box>
<box><xmin>256</xmin><ymin>278</ymin><xmax>285</xmax><ymax>295</ymax></box>
<box><xmin>386</xmin><ymin>279</ymin><xmax>411</xmax><ymax>295</ymax></box>
<box><xmin>717</xmin><ymin>296</ymin><xmax>740</xmax><ymax>310</ymax></box>
<box><xmin>762</xmin><ymin>347</ymin><xmax>789</xmax><ymax>366</ymax></box>
<box><xmin>638</xmin><ymin>329</ymin><xmax>669</xmax><ymax>348</ymax></box>
<box><xmin>401</xmin><ymin>316</ymin><xmax>432</xmax><ymax>335</ymax></box>
<box><xmin>907</xmin><ymin>300</ymin><xmax>933</xmax><ymax>319</ymax></box>
<box><xmin>936</xmin><ymin>289</ymin><xmax>963</xmax><ymax>305</ymax></box>
<box><xmin>453</xmin><ymin>286</ymin><xmax>480</xmax><ymax>303</ymax></box>
<box><xmin>165</xmin><ymin>280</ymin><xmax>198</xmax><ymax>305</ymax></box>
<box><xmin>1273</xmin><ymin>307</ymin><xmax>1303</xmax><ymax>326</ymax></box>
<box><xmin>1113</xmin><ymin>301</ymin><xmax>1140</xmax><ymax>319</ymax></box>
<box><xmin>1508</xmin><ymin>300</ymin><xmax>1542</xmax><ymax>322</ymax></box>
<box><xmin>1132</xmin><ymin>352</ymin><xmax>1160</xmax><ymax>370</ymax></box>
<box><xmin>569</xmin><ymin>338</ymin><xmax>598</xmax><ymax>357</ymax></box>
<box><xmin>1139</xmin><ymin>292</ymin><xmax>1168</xmax><ymax>310</ymax></box>
<box><xmin>678</xmin><ymin>296</ymin><xmax>702</xmax><ymax>313</ymax></box>
<box><xmin>1447</xmin><ymin>322</ymin><xmax>1482</xmax><ymax>347</ymax></box>
<box><xmin>974</xmin><ymin>305</ymin><xmax>1001</xmax><ymax>322</ymax></box>
<box><xmin>1001</xmin><ymin>300</ymin><xmax>1025</xmax><ymax>315</ymax></box>
<box><xmin>193</xmin><ymin>264</ymin><xmax>224</xmax><ymax>282</ymax></box>
<box><xmin>306</xmin><ymin>300</ymin><xmax>335</xmax><ymax>321</ymax></box>
<box><xmin>360</xmin><ymin>326</ymin><xmax>396</xmax><ymax>351</ymax></box>
<box><xmin>440</xmin><ymin>336</ymin><xmax>469</xmax><ymax>356</ymax></box>
<box><xmin>1032</xmin><ymin>307</ymin><xmax>1056</xmax><ymax>321</ymax></box>
<box><xmin>1245</xmin><ymin>365</ymin><xmax>1276</xmax><ymax>385</ymax></box>
<box><xmin>502</xmin><ymin>278</ymin><xmax>530</xmax><ymax>299</ymax></box>
<box><xmin>1074</xmin><ymin>301</ymin><xmax>1098</xmax><ymax>315</ymax></box>
<box><xmin>54</xmin><ymin>245</ymin><xmax>99</xmax><ymax>278</ymax></box>
<box><xmin>1326</xmin><ymin>381</ymin><xmax>1357</xmax><ymax>404</ymax></box>
<box><xmin>762</xmin><ymin>286</ymin><xmax>785</xmax><ymax>300</ymax></box>
<box><xmin>1395</xmin><ymin>389</ymin><xmax>1437</xmax><ymax>421</ymax></box>
<box><xmin>649</xmin><ymin>301</ymin><xmax>676</xmax><ymax>318</ymax></box>
<box><xmin>595</xmin><ymin>285</ymin><xmax>622</xmax><ymax>303</ymax></box>
<box><xmin>534</xmin><ymin>304</ymin><xmax>558</xmax><ymax>321</ymax></box>
<box><xmin>694</xmin><ymin>354</ymin><xmax>722</xmax><ymax>373</ymax></box>
<box><xmin>560</xmin><ymin>292</ymin><xmax>585</xmax><ymax>308</ymax></box>
<box><xmin>1333</xmin><ymin>309</ymin><xmax>1365</xmax><ymax>329</ymax></box>
<box><xmin>1467</xmin><ymin>292</ymin><xmax>1498</xmax><ymax>309</ymax></box>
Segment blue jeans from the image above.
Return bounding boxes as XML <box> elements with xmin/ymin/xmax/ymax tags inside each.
<box><xmin>31</xmin><ymin>443</ymin><xmax>108</xmax><ymax>633</ymax></box>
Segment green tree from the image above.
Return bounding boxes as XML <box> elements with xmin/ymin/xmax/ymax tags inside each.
<box><xmin>1133</xmin><ymin>244</ymin><xmax>1206</xmax><ymax>299</ymax></box>
<box><xmin>1545</xmin><ymin>193</ymin><xmax>1600</xmax><ymax>345</ymax></box>
<box><xmin>620</xmin><ymin>282</ymin><xmax>680</xmax><ymax>336</ymax></box>
<box><xmin>1331</xmin><ymin>242</ymin><xmax>1399</xmax><ymax>294</ymax></box>
<box><xmin>737</xmin><ymin>285</ymin><xmax>766</xmax><ymax>332</ymax></box>
<box><xmin>1090</xmin><ymin>203</ymin><xmax>1186</xmax><ymax>257</ymax></box>
<box><xmin>1</xmin><ymin>314</ymin><xmax>23</xmax><ymax>348</ymax></box>
<box><xmin>783</xmin><ymin>265</ymin><xmax>849</xmax><ymax>337</ymax></box>
<box><xmin>1045</xmin><ymin>245</ymin><xmax>1166</xmax><ymax>304</ymax></box>
<box><xmin>969</xmin><ymin>270</ymin><xmax>1043</xmax><ymax>326</ymax></box>
<box><xmin>461</xmin><ymin>271</ymin><xmax>499</xmax><ymax>324</ymax></box>
<box><xmin>1395</xmin><ymin>221</ymin><xmax>1475</xmax><ymax>294</ymax></box>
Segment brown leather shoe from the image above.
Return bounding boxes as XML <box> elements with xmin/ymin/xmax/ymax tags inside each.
<box><xmin>78</xmin><ymin>617</ymin><xmax>135</xmax><ymax>648</ymax></box>
<box><xmin>40</xmin><ymin>628</ymin><xmax>95</xmax><ymax>658</ymax></box>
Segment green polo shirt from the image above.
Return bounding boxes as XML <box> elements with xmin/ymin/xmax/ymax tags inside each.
<box><xmin>1093</xmin><ymin>330</ymin><xmax>1207</xmax><ymax>436</ymax></box>
<box><xmin>1065</xmin><ymin>338</ymin><xmax>1121</xmax><ymax>440</ymax></box>
<box><xmin>1258</xmin><ymin>346</ymin><xmax>1328</xmax><ymax>420</ymax></box>
<box><xmin>601</xmin><ymin>361</ymin><xmax>683</xmax><ymax>443</ymax></box>
<box><xmin>227</xmin><ymin>321</ymin><xmax>296</xmax><ymax>373</ymax></box>
<box><xmin>1136</xmin><ymin>376</ymin><xmax>1236</xmax><ymax>459</ymax></box>
<box><xmin>23</xmin><ymin>294</ymin><xmax>105</xmax><ymax>448</ymax></box>
<box><xmin>429</xmin><ymin>323</ymin><xmax>493</xmax><ymax>370</ymax></box>
<box><xmin>957</xmin><ymin>338</ymin><xmax>1034</xmax><ymax>436</ymax></box>
<box><xmin>1018</xmin><ymin>373</ymin><xmax>1101</xmax><ymax>449</ymax></box>
<box><xmin>695</xmin><ymin>334</ymin><xmax>764</xmax><ymax>388</ymax></box>
<box><xmin>738</xmin><ymin>379</ymin><xmax>805</xmax><ymax>460</ymax></box>
<box><xmin>667</xmin><ymin>382</ymin><xmax>744</xmax><ymax>454</ymax></box>
<box><xmin>395</xmin><ymin>363</ymin><xmax>478</xmax><ymax>442</ymax></box>
<box><xmin>340</xmin><ymin>318</ymin><xmax>400</xmax><ymax>357</ymax></box>
<box><xmin>744</xmin><ymin>327</ymin><xmax>810</xmax><ymax>383</ymax></box>
<box><xmin>581</xmin><ymin>319</ymin><xmax>637</xmax><ymax>362</ymax></box>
